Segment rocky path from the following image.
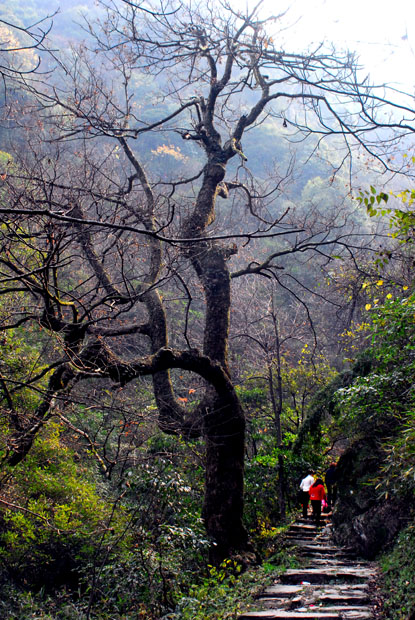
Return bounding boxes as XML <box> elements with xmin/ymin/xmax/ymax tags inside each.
<box><xmin>238</xmin><ymin>516</ymin><xmax>377</xmax><ymax>620</ymax></box>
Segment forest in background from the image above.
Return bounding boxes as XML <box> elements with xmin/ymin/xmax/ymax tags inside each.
<box><xmin>0</xmin><ymin>1</ymin><xmax>415</xmax><ymax>618</ymax></box>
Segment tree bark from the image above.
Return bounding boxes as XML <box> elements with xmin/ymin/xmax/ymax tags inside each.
<box><xmin>203</xmin><ymin>391</ymin><xmax>248</xmax><ymax>562</ymax></box>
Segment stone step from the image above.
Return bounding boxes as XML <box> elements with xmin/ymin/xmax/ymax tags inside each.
<box><xmin>238</xmin><ymin>609</ymin><xmax>373</xmax><ymax>619</ymax></box>
<box><xmin>302</xmin><ymin>554</ymin><xmax>366</xmax><ymax>561</ymax></box>
<box><xmin>261</xmin><ymin>584</ymin><xmax>370</xmax><ymax>598</ymax></box>
<box><xmin>281</xmin><ymin>568</ymin><xmax>374</xmax><ymax>585</ymax></box>
<box><xmin>296</xmin><ymin>523</ymin><xmax>331</xmax><ymax>529</ymax></box>
<box><xmin>310</xmin><ymin>606</ymin><xmax>371</xmax><ymax>613</ymax></box>
<box><xmin>297</xmin><ymin>545</ymin><xmax>355</xmax><ymax>555</ymax></box>
<box><xmin>292</xmin><ymin>605</ymin><xmax>371</xmax><ymax>613</ymax></box>
<box><xmin>301</xmin><ymin>564</ymin><xmax>366</xmax><ymax>572</ymax></box>
<box><xmin>236</xmin><ymin>517</ymin><xmax>375</xmax><ymax>620</ymax></box>
<box><xmin>292</xmin><ymin>541</ymin><xmax>345</xmax><ymax>549</ymax></box>
<box><xmin>304</xmin><ymin>559</ymin><xmax>368</xmax><ymax>567</ymax></box>
<box><xmin>312</xmin><ymin>593</ymin><xmax>370</xmax><ymax>604</ymax></box>
<box><xmin>286</xmin><ymin>538</ymin><xmax>318</xmax><ymax>545</ymax></box>
<box><xmin>261</xmin><ymin>596</ymin><xmax>371</xmax><ymax>610</ymax></box>
<box><xmin>290</xmin><ymin>524</ymin><xmax>321</xmax><ymax>531</ymax></box>
<box><xmin>276</xmin><ymin>590</ymin><xmax>371</xmax><ymax>607</ymax></box>
<box><xmin>260</xmin><ymin>585</ymin><xmax>310</xmax><ymax>598</ymax></box>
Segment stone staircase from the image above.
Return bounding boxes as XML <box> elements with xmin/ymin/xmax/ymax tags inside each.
<box><xmin>238</xmin><ymin>516</ymin><xmax>376</xmax><ymax>619</ymax></box>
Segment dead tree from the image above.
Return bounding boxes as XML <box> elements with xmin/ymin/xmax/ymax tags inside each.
<box><xmin>1</xmin><ymin>0</ymin><xmax>414</xmax><ymax>562</ymax></box>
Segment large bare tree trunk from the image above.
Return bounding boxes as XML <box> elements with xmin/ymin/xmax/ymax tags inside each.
<box><xmin>203</xmin><ymin>392</ymin><xmax>247</xmax><ymax>562</ymax></box>
<box><xmin>184</xmin><ymin>181</ymin><xmax>249</xmax><ymax>558</ymax></box>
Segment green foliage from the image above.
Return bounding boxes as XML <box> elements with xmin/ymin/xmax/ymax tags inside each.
<box><xmin>173</xmin><ymin>559</ymin><xmax>245</xmax><ymax>620</ymax></box>
<box><xmin>280</xmin><ymin>349</ymin><xmax>338</xmax><ymax>433</ymax></box>
<box><xmin>244</xmin><ymin>444</ymin><xmax>289</xmax><ymax>532</ymax></box>
<box><xmin>380</xmin><ymin>410</ymin><xmax>415</xmax><ymax>500</ymax></box>
<box><xmin>380</xmin><ymin>523</ymin><xmax>415</xmax><ymax>620</ymax></box>
<box><xmin>333</xmin><ymin>293</ymin><xmax>415</xmax><ymax>507</ymax></box>
<box><xmin>0</xmin><ymin>150</ymin><xmax>13</xmax><ymax>165</ymax></box>
<box><xmin>0</xmin><ymin>427</ymin><xmax>212</xmax><ymax>618</ymax></box>
<box><xmin>0</xmin><ymin>421</ymin><xmax>120</xmax><ymax>589</ymax></box>
<box><xmin>81</xmin><ymin>433</ymin><xmax>210</xmax><ymax>618</ymax></box>
<box><xmin>237</xmin><ymin>384</ymin><xmax>268</xmax><ymax>408</ymax></box>
<box><xmin>358</xmin><ymin>183</ymin><xmax>415</xmax><ymax>247</ymax></box>
<box><xmin>293</xmin><ymin>366</ymin><xmax>349</xmax><ymax>465</ymax></box>
<box><xmin>335</xmin><ymin>294</ymin><xmax>415</xmax><ymax>439</ymax></box>
<box><xmin>169</xmin><ymin>548</ymin><xmax>297</xmax><ymax>620</ymax></box>
<box><xmin>370</xmin><ymin>293</ymin><xmax>415</xmax><ymax>368</ymax></box>
<box><xmin>0</xmin><ymin>326</ymin><xmax>49</xmax><ymax>414</ymax></box>
<box><xmin>238</xmin><ymin>350</ymin><xmax>337</xmax><ymax>533</ymax></box>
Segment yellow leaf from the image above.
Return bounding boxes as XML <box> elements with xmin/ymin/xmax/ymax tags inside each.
<box><xmin>365</xmin><ymin>303</ymin><xmax>372</xmax><ymax>311</ymax></box>
<box><xmin>376</xmin><ymin>280</ymin><xmax>383</xmax><ymax>286</ymax></box>
<box><xmin>403</xmin><ymin>286</ymin><xmax>409</xmax><ymax>290</ymax></box>
<box><xmin>386</xmin><ymin>294</ymin><xmax>393</xmax><ymax>299</ymax></box>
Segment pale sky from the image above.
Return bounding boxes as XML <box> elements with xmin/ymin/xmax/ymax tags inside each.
<box><xmin>45</xmin><ymin>0</ymin><xmax>415</xmax><ymax>90</ymax></box>
<box><xmin>260</xmin><ymin>0</ymin><xmax>415</xmax><ymax>90</ymax></box>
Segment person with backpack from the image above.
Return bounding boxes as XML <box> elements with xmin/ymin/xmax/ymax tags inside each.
<box><xmin>309</xmin><ymin>477</ymin><xmax>326</xmax><ymax>526</ymax></box>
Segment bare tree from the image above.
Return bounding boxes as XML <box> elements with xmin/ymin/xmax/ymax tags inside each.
<box><xmin>1</xmin><ymin>0</ymin><xmax>415</xmax><ymax>562</ymax></box>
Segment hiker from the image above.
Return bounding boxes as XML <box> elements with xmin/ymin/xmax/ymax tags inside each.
<box><xmin>309</xmin><ymin>478</ymin><xmax>326</xmax><ymax>526</ymax></box>
<box><xmin>325</xmin><ymin>462</ymin><xmax>338</xmax><ymax>510</ymax></box>
<box><xmin>299</xmin><ymin>470</ymin><xmax>315</xmax><ymax>518</ymax></box>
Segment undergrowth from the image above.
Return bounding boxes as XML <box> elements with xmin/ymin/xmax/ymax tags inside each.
<box><xmin>0</xmin><ymin>518</ymin><xmax>298</xmax><ymax>619</ymax></box>
<box><xmin>167</xmin><ymin>542</ymin><xmax>300</xmax><ymax>620</ymax></box>
<box><xmin>379</xmin><ymin>522</ymin><xmax>415</xmax><ymax>620</ymax></box>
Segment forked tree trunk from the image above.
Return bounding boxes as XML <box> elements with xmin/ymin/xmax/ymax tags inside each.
<box><xmin>198</xmin><ymin>247</ymin><xmax>249</xmax><ymax>560</ymax></box>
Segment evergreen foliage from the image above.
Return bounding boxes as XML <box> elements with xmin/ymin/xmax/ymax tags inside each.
<box><xmin>380</xmin><ymin>523</ymin><xmax>415</xmax><ymax>620</ymax></box>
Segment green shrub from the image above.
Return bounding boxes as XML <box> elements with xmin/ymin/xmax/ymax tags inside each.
<box><xmin>380</xmin><ymin>523</ymin><xmax>415</xmax><ymax>620</ymax></box>
<box><xmin>168</xmin><ymin>548</ymin><xmax>296</xmax><ymax>620</ymax></box>
<box><xmin>0</xmin><ymin>421</ymin><xmax>122</xmax><ymax>590</ymax></box>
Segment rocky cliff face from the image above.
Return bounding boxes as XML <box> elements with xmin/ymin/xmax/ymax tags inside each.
<box><xmin>330</xmin><ymin>438</ymin><xmax>407</xmax><ymax>559</ymax></box>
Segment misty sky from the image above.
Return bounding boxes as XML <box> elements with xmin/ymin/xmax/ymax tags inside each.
<box><xmin>38</xmin><ymin>0</ymin><xmax>415</xmax><ymax>90</ymax></box>
<box><xmin>260</xmin><ymin>0</ymin><xmax>415</xmax><ymax>89</ymax></box>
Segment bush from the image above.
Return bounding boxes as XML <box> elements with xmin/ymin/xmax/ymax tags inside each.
<box><xmin>0</xmin><ymin>421</ymin><xmax>122</xmax><ymax>590</ymax></box>
<box><xmin>380</xmin><ymin>523</ymin><xmax>415</xmax><ymax>620</ymax></box>
<box><xmin>168</xmin><ymin>547</ymin><xmax>298</xmax><ymax>620</ymax></box>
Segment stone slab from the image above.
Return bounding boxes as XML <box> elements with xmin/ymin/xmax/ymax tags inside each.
<box><xmin>239</xmin><ymin>612</ymin><xmax>342</xmax><ymax>619</ymax></box>
<box><xmin>290</xmin><ymin>524</ymin><xmax>320</xmax><ymax>531</ymax></box>
<box><xmin>263</xmin><ymin>584</ymin><xmax>370</xmax><ymax>597</ymax></box>
<box><xmin>305</xmin><ymin>559</ymin><xmax>358</xmax><ymax>565</ymax></box>
<box><xmin>298</xmin><ymin>545</ymin><xmax>354</xmax><ymax>554</ymax></box>
<box><xmin>238</xmin><ymin>610</ymin><xmax>372</xmax><ymax>619</ymax></box>
<box><xmin>281</xmin><ymin>568</ymin><xmax>374</xmax><ymax>584</ymax></box>
<box><xmin>260</xmin><ymin>585</ymin><xmax>307</xmax><ymax>597</ymax></box>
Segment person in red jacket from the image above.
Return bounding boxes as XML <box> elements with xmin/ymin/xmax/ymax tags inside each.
<box><xmin>309</xmin><ymin>478</ymin><xmax>326</xmax><ymax>526</ymax></box>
